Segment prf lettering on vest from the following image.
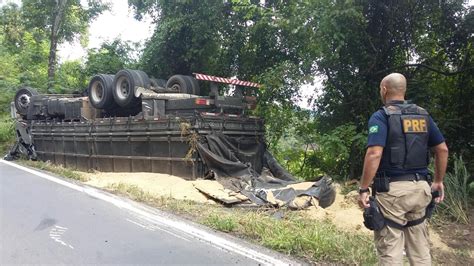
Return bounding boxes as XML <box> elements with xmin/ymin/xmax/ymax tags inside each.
<box><xmin>403</xmin><ymin>118</ymin><xmax>428</xmax><ymax>133</ymax></box>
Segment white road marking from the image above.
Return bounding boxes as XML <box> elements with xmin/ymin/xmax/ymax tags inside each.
<box><xmin>129</xmin><ymin>213</ymin><xmax>195</xmax><ymax>240</ymax></box>
<box><xmin>49</xmin><ymin>225</ymin><xmax>74</xmax><ymax>249</ymax></box>
<box><xmin>126</xmin><ymin>218</ymin><xmax>191</xmax><ymax>242</ymax></box>
<box><xmin>0</xmin><ymin>160</ymin><xmax>295</xmax><ymax>265</ymax></box>
<box><xmin>126</xmin><ymin>218</ymin><xmax>150</xmax><ymax>230</ymax></box>
<box><xmin>55</xmin><ymin>225</ymin><xmax>68</xmax><ymax>230</ymax></box>
<box><xmin>152</xmin><ymin>225</ymin><xmax>192</xmax><ymax>242</ymax></box>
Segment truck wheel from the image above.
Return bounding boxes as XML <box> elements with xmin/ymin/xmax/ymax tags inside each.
<box><xmin>113</xmin><ymin>69</ymin><xmax>150</xmax><ymax>108</ymax></box>
<box><xmin>88</xmin><ymin>74</ymin><xmax>116</xmax><ymax>109</ymax></box>
<box><xmin>150</xmin><ymin>78</ymin><xmax>167</xmax><ymax>89</ymax></box>
<box><xmin>183</xmin><ymin>76</ymin><xmax>201</xmax><ymax>95</ymax></box>
<box><xmin>166</xmin><ymin>75</ymin><xmax>192</xmax><ymax>94</ymax></box>
<box><xmin>14</xmin><ymin>87</ymin><xmax>38</xmax><ymax>116</ymax></box>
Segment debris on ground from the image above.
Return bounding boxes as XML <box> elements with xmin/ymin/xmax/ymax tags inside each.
<box><xmin>195</xmin><ymin>133</ymin><xmax>336</xmax><ymax>209</ymax></box>
<box><xmin>84</xmin><ymin>170</ymin><xmax>334</xmax><ymax>210</ymax></box>
<box><xmin>193</xmin><ymin>180</ymin><xmax>249</xmax><ymax>204</ymax></box>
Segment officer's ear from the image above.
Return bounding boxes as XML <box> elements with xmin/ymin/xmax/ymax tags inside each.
<box><xmin>380</xmin><ymin>86</ymin><xmax>387</xmax><ymax>104</ymax></box>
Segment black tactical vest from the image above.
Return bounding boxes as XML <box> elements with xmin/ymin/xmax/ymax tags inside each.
<box><xmin>378</xmin><ymin>101</ymin><xmax>430</xmax><ymax>173</ymax></box>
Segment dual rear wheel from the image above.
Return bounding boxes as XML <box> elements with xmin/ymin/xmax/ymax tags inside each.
<box><xmin>88</xmin><ymin>70</ymin><xmax>151</xmax><ymax>109</ymax></box>
<box><xmin>88</xmin><ymin>70</ymin><xmax>200</xmax><ymax>110</ymax></box>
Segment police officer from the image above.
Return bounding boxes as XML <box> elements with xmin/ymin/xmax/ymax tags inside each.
<box><xmin>358</xmin><ymin>73</ymin><xmax>448</xmax><ymax>265</ymax></box>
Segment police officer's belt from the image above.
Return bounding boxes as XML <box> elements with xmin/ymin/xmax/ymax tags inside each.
<box><xmin>389</xmin><ymin>173</ymin><xmax>427</xmax><ymax>182</ymax></box>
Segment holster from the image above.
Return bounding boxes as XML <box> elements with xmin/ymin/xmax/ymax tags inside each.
<box><xmin>373</xmin><ymin>172</ymin><xmax>390</xmax><ymax>193</ymax></box>
<box><xmin>425</xmin><ymin>190</ymin><xmax>440</xmax><ymax>219</ymax></box>
<box><xmin>363</xmin><ymin>196</ymin><xmax>385</xmax><ymax>231</ymax></box>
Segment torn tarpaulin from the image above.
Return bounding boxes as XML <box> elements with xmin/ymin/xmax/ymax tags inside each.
<box><xmin>196</xmin><ymin>133</ymin><xmax>336</xmax><ymax>209</ymax></box>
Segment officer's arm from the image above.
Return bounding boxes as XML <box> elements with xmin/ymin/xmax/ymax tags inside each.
<box><xmin>432</xmin><ymin>142</ymin><xmax>448</xmax><ymax>182</ymax></box>
<box><xmin>431</xmin><ymin>142</ymin><xmax>448</xmax><ymax>202</ymax></box>
<box><xmin>360</xmin><ymin>146</ymin><xmax>384</xmax><ymax>189</ymax></box>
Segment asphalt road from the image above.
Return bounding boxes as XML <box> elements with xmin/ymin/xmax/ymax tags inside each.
<box><xmin>0</xmin><ymin>161</ymin><xmax>289</xmax><ymax>265</ymax></box>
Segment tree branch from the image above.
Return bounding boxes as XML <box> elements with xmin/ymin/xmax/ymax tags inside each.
<box><xmin>375</xmin><ymin>63</ymin><xmax>473</xmax><ymax>76</ymax></box>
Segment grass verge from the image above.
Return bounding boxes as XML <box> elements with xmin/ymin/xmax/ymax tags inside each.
<box><xmin>19</xmin><ymin>160</ymin><xmax>88</xmax><ymax>182</ymax></box>
<box><xmin>105</xmin><ymin>182</ymin><xmax>377</xmax><ymax>264</ymax></box>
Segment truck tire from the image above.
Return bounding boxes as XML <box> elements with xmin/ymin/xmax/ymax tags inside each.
<box><xmin>113</xmin><ymin>69</ymin><xmax>150</xmax><ymax>108</ymax></box>
<box><xmin>183</xmin><ymin>75</ymin><xmax>201</xmax><ymax>95</ymax></box>
<box><xmin>150</xmin><ymin>78</ymin><xmax>167</xmax><ymax>89</ymax></box>
<box><xmin>14</xmin><ymin>87</ymin><xmax>38</xmax><ymax>116</ymax></box>
<box><xmin>88</xmin><ymin>74</ymin><xmax>116</xmax><ymax>109</ymax></box>
<box><xmin>166</xmin><ymin>75</ymin><xmax>192</xmax><ymax>94</ymax></box>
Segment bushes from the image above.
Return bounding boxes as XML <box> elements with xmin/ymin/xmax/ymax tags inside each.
<box><xmin>0</xmin><ymin>116</ymin><xmax>15</xmax><ymax>154</ymax></box>
<box><xmin>272</xmin><ymin>121</ymin><xmax>366</xmax><ymax>182</ymax></box>
<box><xmin>434</xmin><ymin>156</ymin><xmax>471</xmax><ymax>224</ymax></box>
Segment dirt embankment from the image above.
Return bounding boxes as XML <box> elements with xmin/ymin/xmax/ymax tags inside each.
<box><xmin>83</xmin><ymin>171</ymin><xmax>453</xmax><ymax>254</ymax></box>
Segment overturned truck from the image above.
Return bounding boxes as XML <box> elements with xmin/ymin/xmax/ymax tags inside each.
<box><xmin>7</xmin><ymin>70</ymin><xmax>336</xmax><ymax>208</ymax></box>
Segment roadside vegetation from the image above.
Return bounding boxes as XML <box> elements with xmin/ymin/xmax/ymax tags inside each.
<box><xmin>432</xmin><ymin>156</ymin><xmax>471</xmax><ymax>225</ymax></box>
<box><xmin>106</xmin><ymin>182</ymin><xmax>376</xmax><ymax>264</ymax></box>
<box><xmin>0</xmin><ymin>116</ymin><xmax>14</xmax><ymax>155</ymax></box>
<box><xmin>19</xmin><ymin>160</ymin><xmax>88</xmax><ymax>182</ymax></box>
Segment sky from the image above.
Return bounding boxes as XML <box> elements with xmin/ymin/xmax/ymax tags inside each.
<box><xmin>0</xmin><ymin>0</ymin><xmax>154</xmax><ymax>61</ymax></box>
<box><xmin>58</xmin><ymin>0</ymin><xmax>154</xmax><ymax>61</ymax></box>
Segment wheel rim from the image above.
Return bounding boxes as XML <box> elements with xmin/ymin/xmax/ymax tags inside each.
<box><xmin>90</xmin><ymin>81</ymin><xmax>104</xmax><ymax>103</ymax></box>
<box><xmin>17</xmin><ymin>93</ymin><xmax>31</xmax><ymax>110</ymax></box>
<box><xmin>170</xmin><ymin>83</ymin><xmax>181</xmax><ymax>92</ymax></box>
<box><xmin>116</xmin><ymin>76</ymin><xmax>130</xmax><ymax>100</ymax></box>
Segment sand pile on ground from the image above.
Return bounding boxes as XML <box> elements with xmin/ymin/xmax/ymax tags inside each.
<box><xmin>302</xmin><ymin>185</ymin><xmax>451</xmax><ymax>252</ymax></box>
<box><xmin>83</xmin><ymin>171</ymin><xmax>213</xmax><ymax>204</ymax></box>
<box><xmin>303</xmin><ymin>184</ymin><xmax>370</xmax><ymax>234</ymax></box>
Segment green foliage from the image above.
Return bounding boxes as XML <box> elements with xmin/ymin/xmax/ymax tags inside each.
<box><xmin>204</xmin><ymin>213</ymin><xmax>237</xmax><ymax>232</ymax></box>
<box><xmin>21</xmin><ymin>0</ymin><xmax>109</xmax><ymax>90</ymax></box>
<box><xmin>130</xmin><ymin>0</ymin><xmax>231</xmax><ymax>78</ymax></box>
<box><xmin>434</xmin><ymin>155</ymin><xmax>470</xmax><ymax>224</ymax></box>
<box><xmin>106</xmin><ymin>183</ymin><xmax>154</xmax><ymax>202</ymax></box>
<box><xmin>56</xmin><ymin>60</ymin><xmax>87</xmax><ymax>92</ymax></box>
<box><xmin>0</xmin><ymin>116</ymin><xmax>15</xmax><ymax>154</ymax></box>
<box><xmin>235</xmin><ymin>213</ymin><xmax>376</xmax><ymax>264</ymax></box>
<box><xmin>21</xmin><ymin>0</ymin><xmax>108</xmax><ymax>44</ymax></box>
<box><xmin>317</xmin><ymin>124</ymin><xmax>366</xmax><ymax>180</ymax></box>
<box><xmin>0</xmin><ymin>1</ymin><xmax>110</xmax><ymax>108</ymax></box>
<box><xmin>84</xmin><ymin>39</ymin><xmax>139</xmax><ymax>77</ymax></box>
<box><xmin>271</xmin><ymin>116</ymin><xmax>366</xmax><ymax>181</ymax></box>
<box><xmin>0</xmin><ymin>3</ymin><xmax>136</xmax><ymax>108</ymax></box>
<box><xmin>0</xmin><ymin>4</ymin><xmax>50</xmax><ymax>112</ymax></box>
<box><xmin>266</xmin><ymin>0</ymin><xmax>473</xmax><ymax>178</ymax></box>
<box><xmin>314</xmin><ymin>0</ymin><xmax>474</xmax><ymax>174</ymax></box>
<box><xmin>0</xmin><ymin>116</ymin><xmax>14</xmax><ymax>142</ymax></box>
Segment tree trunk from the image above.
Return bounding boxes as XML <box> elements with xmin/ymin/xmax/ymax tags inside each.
<box><xmin>47</xmin><ymin>34</ymin><xmax>58</xmax><ymax>92</ymax></box>
<box><xmin>298</xmin><ymin>144</ymin><xmax>309</xmax><ymax>175</ymax></box>
<box><xmin>47</xmin><ymin>0</ymin><xmax>68</xmax><ymax>92</ymax></box>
